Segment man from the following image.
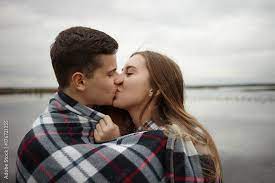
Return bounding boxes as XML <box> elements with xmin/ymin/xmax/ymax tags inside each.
<box><xmin>16</xmin><ymin>26</ymin><xmax>122</xmax><ymax>182</ymax></box>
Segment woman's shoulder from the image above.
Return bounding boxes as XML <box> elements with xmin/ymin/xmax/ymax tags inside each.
<box><xmin>116</xmin><ymin>130</ymin><xmax>167</xmax><ymax>145</ymax></box>
<box><xmin>122</xmin><ymin>129</ymin><xmax>167</xmax><ymax>140</ymax></box>
<box><xmin>143</xmin><ymin>129</ymin><xmax>167</xmax><ymax>136</ymax></box>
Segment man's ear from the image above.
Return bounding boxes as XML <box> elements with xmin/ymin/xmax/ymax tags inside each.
<box><xmin>71</xmin><ymin>72</ymin><xmax>86</xmax><ymax>91</ymax></box>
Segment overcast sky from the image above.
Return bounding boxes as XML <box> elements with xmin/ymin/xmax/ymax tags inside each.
<box><xmin>0</xmin><ymin>0</ymin><xmax>274</xmax><ymax>87</ymax></box>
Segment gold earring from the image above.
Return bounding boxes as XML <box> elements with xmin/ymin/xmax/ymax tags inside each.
<box><xmin>149</xmin><ymin>89</ymin><xmax>153</xmax><ymax>97</ymax></box>
<box><xmin>156</xmin><ymin>90</ymin><xmax>160</xmax><ymax>96</ymax></box>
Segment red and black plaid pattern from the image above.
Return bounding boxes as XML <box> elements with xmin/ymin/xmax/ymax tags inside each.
<box><xmin>16</xmin><ymin>92</ymin><xmax>221</xmax><ymax>182</ymax></box>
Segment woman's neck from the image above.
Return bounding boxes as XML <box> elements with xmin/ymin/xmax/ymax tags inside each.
<box><xmin>128</xmin><ymin>103</ymin><xmax>155</xmax><ymax>128</ymax></box>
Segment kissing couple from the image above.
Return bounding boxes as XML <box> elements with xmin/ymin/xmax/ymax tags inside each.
<box><xmin>16</xmin><ymin>26</ymin><xmax>222</xmax><ymax>183</ymax></box>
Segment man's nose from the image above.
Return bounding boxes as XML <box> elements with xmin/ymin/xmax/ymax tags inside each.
<box><xmin>114</xmin><ymin>73</ymin><xmax>124</xmax><ymax>85</ymax></box>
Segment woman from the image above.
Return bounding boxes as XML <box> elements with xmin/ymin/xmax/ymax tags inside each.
<box><xmin>111</xmin><ymin>50</ymin><xmax>222</xmax><ymax>182</ymax></box>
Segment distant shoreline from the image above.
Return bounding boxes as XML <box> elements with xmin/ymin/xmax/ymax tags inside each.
<box><xmin>186</xmin><ymin>83</ymin><xmax>275</xmax><ymax>91</ymax></box>
<box><xmin>0</xmin><ymin>83</ymin><xmax>275</xmax><ymax>95</ymax></box>
<box><xmin>0</xmin><ymin>88</ymin><xmax>57</xmax><ymax>95</ymax></box>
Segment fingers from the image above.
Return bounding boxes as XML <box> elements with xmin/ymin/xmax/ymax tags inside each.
<box><xmin>98</xmin><ymin>115</ymin><xmax>114</xmax><ymax>131</ymax></box>
<box><xmin>98</xmin><ymin>119</ymin><xmax>107</xmax><ymax>130</ymax></box>
<box><xmin>102</xmin><ymin>115</ymin><xmax>114</xmax><ymax>127</ymax></box>
<box><xmin>94</xmin><ymin>115</ymin><xmax>121</xmax><ymax>143</ymax></box>
<box><xmin>95</xmin><ymin>124</ymin><xmax>104</xmax><ymax>141</ymax></box>
<box><xmin>94</xmin><ymin>116</ymin><xmax>110</xmax><ymax>142</ymax></box>
<box><xmin>94</xmin><ymin>129</ymin><xmax>100</xmax><ymax>141</ymax></box>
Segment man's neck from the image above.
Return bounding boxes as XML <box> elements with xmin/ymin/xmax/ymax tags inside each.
<box><xmin>62</xmin><ymin>88</ymin><xmax>93</xmax><ymax>108</ymax></box>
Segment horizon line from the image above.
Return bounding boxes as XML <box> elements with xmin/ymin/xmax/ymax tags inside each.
<box><xmin>0</xmin><ymin>83</ymin><xmax>275</xmax><ymax>95</ymax></box>
<box><xmin>1</xmin><ymin>82</ymin><xmax>275</xmax><ymax>89</ymax></box>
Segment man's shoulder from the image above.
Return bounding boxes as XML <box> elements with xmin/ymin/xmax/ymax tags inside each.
<box><xmin>18</xmin><ymin>118</ymin><xmax>52</xmax><ymax>153</ymax></box>
<box><xmin>17</xmin><ymin>103</ymin><xmax>57</xmax><ymax>156</ymax></box>
<box><xmin>31</xmin><ymin>106</ymin><xmax>54</xmax><ymax>128</ymax></box>
<box><xmin>18</xmin><ymin>105</ymin><xmax>51</xmax><ymax>145</ymax></box>
<box><xmin>16</xmin><ymin>121</ymin><xmax>57</xmax><ymax>179</ymax></box>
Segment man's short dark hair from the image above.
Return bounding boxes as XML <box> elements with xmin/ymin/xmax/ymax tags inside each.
<box><xmin>50</xmin><ymin>26</ymin><xmax>118</xmax><ymax>89</ymax></box>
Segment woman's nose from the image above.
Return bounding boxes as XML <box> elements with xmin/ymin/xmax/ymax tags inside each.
<box><xmin>114</xmin><ymin>73</ymin><xmax>124</xmax><ymax>85</ymax></box>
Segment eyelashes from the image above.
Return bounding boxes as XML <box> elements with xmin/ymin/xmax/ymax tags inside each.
<box><xmin>126</xmin><ymin>73</ymin><xmax>133</xmax><ymax>76</ymax></box>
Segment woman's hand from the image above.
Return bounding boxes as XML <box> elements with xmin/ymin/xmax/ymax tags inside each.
<box><xmin>94</xmin><ymin>115</ymin><xmax>121</xmax><ymax>143</ymax></box>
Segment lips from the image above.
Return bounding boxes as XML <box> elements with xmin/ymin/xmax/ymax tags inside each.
<box><xmin>112</xmin><ymin>92</ymin><xmax>119</xmax><ymax>103</ymax></box>
<box><xmin>115</xmin><ymin>90</ymin><xmax>120</xmax><ymax>96</ymax></box>
<box><xmin>116</xmin><ymin>86</ymin><xmax>123</xmax><ymax>92</ymax></box>
<box><xmin>114</xmin><ymin>88</ymin><xmax>122</xmax><ymax>99</ymax></box>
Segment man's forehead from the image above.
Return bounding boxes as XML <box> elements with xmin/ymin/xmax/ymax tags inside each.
<box><xmin>97</xmin><ymin>54</ymin><xmax>117</xmax><ymax>69</ymax></box>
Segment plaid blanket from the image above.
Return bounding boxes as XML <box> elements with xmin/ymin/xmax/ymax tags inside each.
<box><xmin>16</xmin><ymin>92</ymin><xmax>220</xmax><ymax>183</ymax></box>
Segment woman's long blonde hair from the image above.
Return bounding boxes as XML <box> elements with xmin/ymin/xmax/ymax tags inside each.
<box><xmin>131</xmin><ymin>50</ymin><xmax>222</xmax><ymax>181</ymax></box>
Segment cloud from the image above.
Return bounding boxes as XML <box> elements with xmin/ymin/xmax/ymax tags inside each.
<box><xmin>0</xmin><ymin>0</ymin><xmax>274</xmax><ymax>87</ymax></box>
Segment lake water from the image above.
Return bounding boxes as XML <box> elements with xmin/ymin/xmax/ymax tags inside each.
<box><xmin>0</xmin><ymin>89</ymin><xmax>275</xmax><ymax>182</ymax></box>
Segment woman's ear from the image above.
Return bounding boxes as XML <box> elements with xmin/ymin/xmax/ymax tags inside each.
<box><xmin>71</xmin><ymin>72</ymin><xmax>86</xmax><ymax>91</ymax></box>
<box><xmin>149</xmin><ymin>88</ymin><xmax>154</xmax><ymax>97</ymax></box>
<box><xmin>149</xmin><ymin>89</ymin><xmax>161</xmax><ymax>97</ymax></box>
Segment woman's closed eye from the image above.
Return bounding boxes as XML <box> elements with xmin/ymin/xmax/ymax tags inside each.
<box><xmin>123</xmin><ymin>65</ymin><xmax>136</xmax><ymax>77</ymax></box>
<box><xmin>126</xmin><ymin>72</ymin><xmax>133</xmax><ymax>76</ymax></box>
